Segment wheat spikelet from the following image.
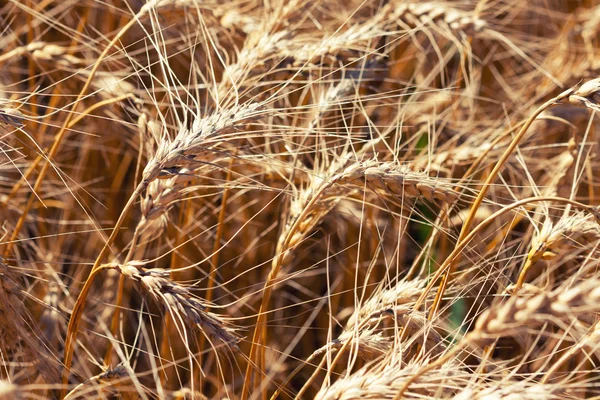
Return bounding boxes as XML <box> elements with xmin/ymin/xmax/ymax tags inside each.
<box><xmin>138</xmin><ymin>170</ymin><xmax>192</xmax><ymax>241</ymax></box>
<box><xmin>562</xmin><ymin>78</ymin><xmax>600</xmax><ymax>112</ymax></box>
<box><xmin>0</xmin><ymin>42</ymin><xmax>82</xmax><ymax>66</ymax></box>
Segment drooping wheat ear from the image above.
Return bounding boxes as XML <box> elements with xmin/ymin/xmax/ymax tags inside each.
<box><xmin>532</xmin><ymin>212</ymin><xmax>600</xmax><ymax>261</ymax></box>
<box><xmin>222</xmin><ymin>2</ymin><xmax>388</xmax><ymax>96</ymax></box>
<box><xmin>566</xmin><ymin>78</ymin><xmax>600</xmax><ymax>111</ymax></box>
<box><xmin>306</xmin><ymin>76</ymin><xmax>356</xmax><ymax>133</ymax></box>
<box><xmin>287</xmin><ymin>9</ymin><xmax>392</xmax><ymax>66</ymax></box>
<box><xmin>280</xmin><ymin>159</ymin><xmax>458</xmax><ymax>258</ymax></box>
<box><xmin>105</xmin><ymin>169</ymin><xmax>193</xmax><ymax>363</ymax></box>
<box><xmin>467</xmin><ymin>277</ymin><xmax>600</xmax><ymax>346</ymax></box>
<box><xmin>337</xmin><ymin>160</ymin><xmax>459</xmax><ymax>204</ymax></box>
<box><xmin>516</xmin><ymin>211</ymin><xmax>600</xmax><ymax>290</ymax></box>
<box><xmin>392</xmin><ymin>1</ymin><xmax>487</xmax><ymax>37</ymax></box>
<box><xmin>114</xmin><ymin>262</ymin><xmax>240</xmax><ymax>349</ymax></box>
<box><xmin>334</xmin><ymin>279</ymin><xmax>449</xmax><ymax>362</ymax></box>
<box><xmin>0</xmin><ymin>42</ymin><xmax>83</xmax><ymax>66</ymax></box>
<box><xmin>452</xmin><ymin>382</ymin><xmax>556</xmax><ymax>400</ymax></box>
<box><xmin>345</xmin><ymin>279</ymin><xmax>426</xmax><ymax>329</ymax></box>
<box><xmin>315</xmin><ymin>356</ymin><xmax>465</xmax><ymax>400</ymax></box>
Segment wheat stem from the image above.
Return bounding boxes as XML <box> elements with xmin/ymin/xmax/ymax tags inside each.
<box><xmin>60</xmin><ymin>181</ymin><xmax>146</xmax><ymax>399</ymax></box>
<box><xmin>428</xmin><ymin>95</ymin><xmax>564</xmax><ymax>319</ymax></box>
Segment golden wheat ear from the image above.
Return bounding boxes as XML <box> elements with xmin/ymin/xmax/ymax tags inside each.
<box><xmin>115</xmin><ymin>262</ymin><xmax>241</xmax><ymax>350</ymax></box>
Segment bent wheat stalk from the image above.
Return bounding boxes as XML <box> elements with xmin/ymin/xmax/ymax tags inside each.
<box><xmin>429</xmin><ymin>79</ymin><xmax>600</xmax><ymax>319</ymax></box>
<box><xmin>411</xmin><ymin>196</ymin><xmax>598</xmax><ymax>319</ymax></box>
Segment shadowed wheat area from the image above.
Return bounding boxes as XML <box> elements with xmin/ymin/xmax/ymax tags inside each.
<box><xmin>3</xmin><ymin>0</ymin><xmax>600</xmax><ymax>398</ymax></box>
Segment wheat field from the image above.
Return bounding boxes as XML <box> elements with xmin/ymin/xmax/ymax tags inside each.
<box><xmin>2</xmin><ymin>0</ymin><xmax>600</xmax><ymax>398</ymax></box>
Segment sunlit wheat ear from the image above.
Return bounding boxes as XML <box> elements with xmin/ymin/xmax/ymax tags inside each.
<box><xmin>345</xmin><ymin>279</ymin><xmax>426</xmax><ymax>329</ymax></box>
<box><xmin>531</xmin><ymin>212</ymin><xmax>600</xmax><ymax>261</ymax></box>
<box><xmin>315</xmin><ymin>356</ymin><xmax>464</xmax><ymax>400</ymax></box>
<box><xmin>0</xmin><ymin>42</ymin><xmax>83</xmax><ymax>66</ymax></box>
<box><xmin>339</xmin><ymin>160</ymin><xmax>459</xmax><ymax>203</ymax></box>
<box><xmin>467</xmin><ymin>277</ymin><xmax>600</xmax><ymax>346</ymax></box>
<box><xmin>562</xmin><ymin>78</ymin><xmax>600</xmax><ymax>112</ymax></box>
<box><xmin>114</xmin><ymin>262</ymin><xmax>240</xmax><ymax>349</ymax></box>
<box><xmin>288</xmin><ymin>9</ymin><xmax>392</xmax><ymax>66</ymax></box>
<box><xmin>335</xmin><ymin>279</ymin><xmax>448</xmax><ymax>361</ymax></box>
<box><xmin>452</xmin><ymin>382</ymin><xmax>557</xmax><ymax>400</ymax></box>
<box><xmin>142</xmin><ymin>102</ymin><xmax>262</xmax><ymax>182</ymax></box>
<box><xmin>516</xmin><ymin>211</ymin><xmax>600</xmax><ymax>289</ymax></box>
<box><xmin>393</xmin><ymin>1</ymin><xmax>487</xmax><ymax>36</ymax></box>
<box><xmin>281</xmin><ymin>159</ymin><xmax>459</xmax><ymax>256</ymax></box>
<box><xmin>89</xmin><ymin>72</ymin><xmax>139</xmax><ymax>101</ymax></box>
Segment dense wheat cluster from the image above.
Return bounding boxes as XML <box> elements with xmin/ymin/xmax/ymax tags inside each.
<box><xmin>3</xmin><ymin>0</ymin><xmax>600</xmax><ymax>398</ymax></box>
